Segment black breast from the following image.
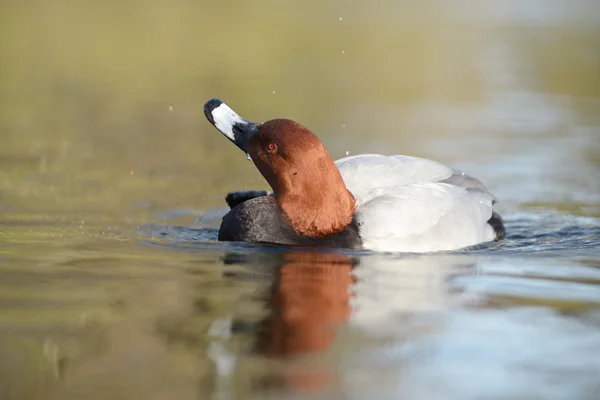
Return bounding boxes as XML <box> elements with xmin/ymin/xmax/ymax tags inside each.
<box><xmin>218</xmin><ymin>197</ymin><xmax>362</xmax><ymax>249</ymax></box>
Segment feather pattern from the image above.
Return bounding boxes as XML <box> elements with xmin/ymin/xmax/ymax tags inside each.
<box><xmin>335</xmin><ymin>154</ymin><xmax>496</xmax><ymax>252</ymax></box>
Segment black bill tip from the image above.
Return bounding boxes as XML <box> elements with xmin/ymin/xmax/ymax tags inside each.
<box><xmin>204</xmin><ymin>98</ymin><xmax>224</xmax><ymax>125</ymax></box>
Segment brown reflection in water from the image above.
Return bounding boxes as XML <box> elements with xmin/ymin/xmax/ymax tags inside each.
<box><xmin>253</xmin><ymin>250</ymin><xmax>355</xmax><ymax>392</ymax></box>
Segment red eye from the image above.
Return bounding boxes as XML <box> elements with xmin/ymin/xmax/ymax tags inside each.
<box><xmin>267</xmin><ymin>143</ymin><xmax>278</xmax><ymax>153</ymax></box>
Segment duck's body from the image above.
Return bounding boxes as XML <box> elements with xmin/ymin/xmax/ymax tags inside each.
<box><xmin>219</xmin><ymin>195</ymin><xmax>363</xmax><ymax>249</ymax></box>
<box><xmin>335</xmin><ymin>154</ymin><xmax>502</xmax><ymax>252</ymax></box>
<box><xmin>204</xmin><ymin>99</ymin><xmax>504</xmax><ymax>253</ymax></box>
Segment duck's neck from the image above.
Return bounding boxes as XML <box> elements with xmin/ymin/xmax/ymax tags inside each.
<box><xmin>276</xmin><ymin>169</ymin><xmax>356</xmax><ymax>238</ymax></box>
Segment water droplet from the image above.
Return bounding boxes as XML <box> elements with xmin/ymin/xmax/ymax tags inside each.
<box><xmin>168</xmin><ymin>105</ymin><xmax>174</xmax><ymax>112</ymax></box>
<box><xmin>342</xmin><ymin>124</ymin><xmax>346</xmax><ymax>127</ymax></box>
<box><xmin>341</xmin><ymin>50</ymin><xmax>345</xmax><ymax>54</ymax></box>
<box><xmin>345</xmin><ymin>151</ymin><xmax>350</xmax><ymax>155</ymax></box>
<box><xmin>339</xmin><ymin>17</ymin><xmax>343</xmax><ymax>21</ymax></box>
<box><xmin>246</xmin><ymin>153</ymin><xmax>252</xmax><ymax>161</ymax></box>
<box><xmin>272</xmin><ymin>91</ymin><xmax>276</xmax><ymax>94</ymax></box>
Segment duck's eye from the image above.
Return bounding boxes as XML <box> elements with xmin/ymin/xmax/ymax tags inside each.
<box><xmin>266</xmin><ymin>143</ymin><xmax>278</xmax><ymax>153</ymax></box>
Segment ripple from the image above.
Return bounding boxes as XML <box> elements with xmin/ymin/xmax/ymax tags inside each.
<box><xmin>343</xmin><ymin>308</ymin><xmax>600</xmax><ymax>400</ymax></box>
<box><xmin>141</xmin><ymin>210</ymin><xmax>600</xmax><ymax>258</ymax></box>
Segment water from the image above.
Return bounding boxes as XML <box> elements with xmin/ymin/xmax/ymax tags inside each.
<box><xmin>141</xmin><ymin>210</ymin><xmax>600</xmax><ymax>400</ymax></box>
<box><xmin>1</xmin><ymin>0</ymin><xmax>600</xmax><ymax>399</ymax></box>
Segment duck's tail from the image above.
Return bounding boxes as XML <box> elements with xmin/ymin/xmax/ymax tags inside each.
<box><xmin>487</xmin><ymin>212</ymin><xmax>506</xmax><ymax>240</ymax></box>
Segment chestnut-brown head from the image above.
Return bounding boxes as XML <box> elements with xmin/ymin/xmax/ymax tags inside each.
<box><xmin>204</xmin><ymin>99</ymin><xmax>356</xmax><ymax>237</ymax></box>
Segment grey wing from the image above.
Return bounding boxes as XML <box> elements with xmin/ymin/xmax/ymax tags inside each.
<box><xmin>440</xmin><ymin>170</ymin><xmax>505</xmax><ymax>239</ymax></box>
<box><xmin>439</xmin><ymin>170</ymin><xmax>497</xmax><ymax>204</ymax></box>
<box><xmin>335</xmin><ymin>154</ymin><xmax>498</xmax><ymax>205</ymax></box>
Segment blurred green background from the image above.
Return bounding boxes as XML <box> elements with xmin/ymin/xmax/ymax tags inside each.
<box><xmin>2</xmin><ymin>0</ymin><xmax>598</xmax><ymax>225</ymax></box>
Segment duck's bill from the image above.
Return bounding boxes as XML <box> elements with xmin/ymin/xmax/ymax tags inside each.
<box><xmin>204</xmin><ymin>98</ymin><xmax>259</xmax><ymax>154</ymax></box>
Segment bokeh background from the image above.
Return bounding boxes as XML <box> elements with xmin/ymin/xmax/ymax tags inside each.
<box><xmin>2</xmin><ymin>0</ymin><xmax>598</xmax><ymax>223</ymax></box>
<box><xmin>1</xmin><ymin>1</ymin><xmax>600</xmax><ymax>399</ymax></box>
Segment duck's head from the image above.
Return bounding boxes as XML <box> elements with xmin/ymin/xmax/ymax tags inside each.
<box><xmin>204</xmin><ymin>98</ymin><xmax>355</xmax><ymax>237</ymax></box>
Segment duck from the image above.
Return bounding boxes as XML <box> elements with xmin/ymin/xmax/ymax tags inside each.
<box><xmin>203</xmin><ymin>98</ymin><xmax>505</xmax><ymax>253</ymax></box>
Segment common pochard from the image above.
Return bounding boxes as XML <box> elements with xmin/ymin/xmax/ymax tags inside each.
<box><xmin>204</xmin><ymin>98</ymin><xmax>505</xmax><ymax>252</ymax></box>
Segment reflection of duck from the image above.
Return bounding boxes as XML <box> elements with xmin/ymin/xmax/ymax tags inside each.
<box><xmin>218</xmin><ymin>249</ymin><xmax>355</xmax><ymax>393</ymax></box>
<box><xmin>255</xmin><ymin>251</ymin><xmax>355</xmax><ymax>356</ymax></box>
<box><xmin>213</xmin><ymin>249</ymin><xmax>481</xmax><ymax>394</ymax></box>
<box><xmin>204</xmin><ymin>98</ymin><xmax>505</xmax><ymax>252</ymax></box>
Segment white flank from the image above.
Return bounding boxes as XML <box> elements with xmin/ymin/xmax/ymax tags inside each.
<box><xmin>335</xmin><ymin>154</ymin><xmax>498</xmax><ymax>252</ymax></box>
